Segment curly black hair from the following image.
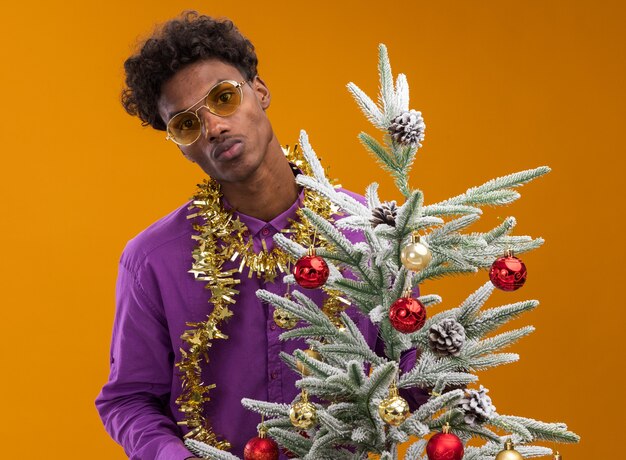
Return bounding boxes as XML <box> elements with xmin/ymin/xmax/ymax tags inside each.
<box><xmin>121</xmin><ymin>11</ymin><xmax>258</xmax><ymax>131</ymax></box>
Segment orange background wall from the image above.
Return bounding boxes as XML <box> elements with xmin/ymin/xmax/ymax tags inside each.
<box><xmin>1</xmin><ymin>1</ymin><xmax>623</xmax><ymax>458</ymax></box>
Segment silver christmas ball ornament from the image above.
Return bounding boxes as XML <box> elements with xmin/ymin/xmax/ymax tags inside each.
<box><xmin>400</xmin><ymin>233</ymin><xmax>432</xmax><ymax>272</ymax></box>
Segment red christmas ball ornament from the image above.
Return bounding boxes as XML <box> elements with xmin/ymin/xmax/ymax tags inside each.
<box><xmin>243</xmin><ymin>426</ymin><xmax>279</xmax><ymax>460</ymax></box>
<box><xmin>426</xmin><ymin>424</ymin><xmax>464</xmax><ymax>460</ymax></box>
<box><xmin>389</xmin><ymin>293</ymin><xmax>426</xmax><ymax>333</ymax></box>
<box><xmin>489</xmin><ymin>250</ymin><xmax>527</xmax><ymax>291</ymax></box>
<box><xmin>293</xmin><ymin>249</ymin><xmax>329</xmax><ymax>289</ymax></box>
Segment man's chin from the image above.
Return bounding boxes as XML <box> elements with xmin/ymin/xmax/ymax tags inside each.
<box><xmin>202</xmin><ymin>161</ymin><xmax>257</xmax><ymax>185</ymax></box>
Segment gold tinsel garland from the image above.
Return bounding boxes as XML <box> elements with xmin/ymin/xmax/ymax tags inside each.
<box><xmin>175</xmin><ymin>145</ymin><xmax>340</xmax><ymax>449</ymax></box>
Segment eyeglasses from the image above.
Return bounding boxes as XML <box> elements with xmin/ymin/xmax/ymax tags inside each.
<box><xmin>165</xmin><ymin>80</ymin><xmax>246</xmax><ymax>146</ymax></box>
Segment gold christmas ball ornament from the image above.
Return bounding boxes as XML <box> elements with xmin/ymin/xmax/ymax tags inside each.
<box><xmin>495</xmin><ymin>440</ymin><xmax>524</xmax><ymax>460</ymax></box>
<box><xmin>273</xmin><ymin>308</ymin><xmax>298</xmax><ymax>329</ymax></box>
<box><xmin>377</xmin><ymin>385</ymin><xmax>410</xmax><ymax>426</ymax></box>
<box><xmin>296</xmin><ymin>349</ymin><xmax>322</xmax><ymax>376</ymax></box>
<box><xmin>289</xmin><ymin>391</ymin><xmax>317</xmax><ymax>429</ymax></box>
<box><xmin>400</xmin><ymin>233</ymin><xmax>432</xmax><ymax>272</ymax></box>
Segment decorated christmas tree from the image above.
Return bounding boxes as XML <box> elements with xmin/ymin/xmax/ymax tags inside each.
<box><xmin>186</xmin><ymin>45</ymin><xmax>580</xmax><ymax>460</ymax></box>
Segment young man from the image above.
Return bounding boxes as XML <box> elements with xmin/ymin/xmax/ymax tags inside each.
<box><xmin>96</xmin><ymin>12</ymin><xmax>425</xmax><ymax>460</ymax></box>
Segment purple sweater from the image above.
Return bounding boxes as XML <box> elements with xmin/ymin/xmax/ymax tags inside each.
<box><xmin>96</xmin><ymin>188</ymin><xmax>427</xmax><ymax>459</ymax></box>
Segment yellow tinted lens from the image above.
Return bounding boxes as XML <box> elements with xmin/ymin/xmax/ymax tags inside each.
<box><xmin>207</xmin><ymin>81</ymin><xmax>242</xmax><ymax>116</ymax></box>
<box><xmin>167</xmin><ymin>112</ymin><xmax>201</xmax><ymax>145</ymax></box>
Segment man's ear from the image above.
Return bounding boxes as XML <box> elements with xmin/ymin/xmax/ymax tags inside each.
<box><xmin>252</xmin><ymin>75</ymin><xmax>271</xmax><ymax>110</ymax></box>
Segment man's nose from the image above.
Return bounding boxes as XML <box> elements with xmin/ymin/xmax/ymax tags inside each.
<box><xmin>198</xmin><ymin>107</ymin><xmax>228</xmax><ymax>142</ymax></box>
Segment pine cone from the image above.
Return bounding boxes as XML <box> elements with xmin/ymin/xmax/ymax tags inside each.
<box><xmin>428</xmin><ymin>318</ymin><xmax>466</xmax><ymax>356</ymax></box>
<box><xmin>370</xmin><ymin>201</ymin><xmax>398</xmax><ymax>228</ymax></box>
<box><xmin>457</xmin><ymin>385</ymin><xmax>497</xmax><ymax>426</ymax></box>
<box><xmin>388</xmin><ymin>110</ymin><xmax>426</xmax><ymax>147</ymax></box>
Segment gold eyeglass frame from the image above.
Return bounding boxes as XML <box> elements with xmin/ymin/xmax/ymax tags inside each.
<box><xmin>165</xmin><ymin>79</ymin><xmax>247</xmax><ymax>146</ymax></box>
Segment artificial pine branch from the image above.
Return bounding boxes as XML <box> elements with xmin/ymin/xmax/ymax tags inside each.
<box><xmin>411</xmin><ymin>389</ymin><xmax>465</xmax><ymax>421</ymax></box>
<box><xmin>366</xmin><ymin>182</ymin><xmax>382</xmax><ymax>209</ymax></box>
<box><xmin>240</xmin><ymin>398</ymin><xmax>291</xmax><ymax>418</ymax></box>
<box><xmin>279</xmin><ymin>326</ymin><xmax>327</xmax><ymax>341</ymax></box>
<box><xmin>465</xmin><ymin>300</ymin><xmax>539</xmax><ymax>338</ymax></box>
<box><xmin>468</xmin><ymin>353</ymin><xmax>520</xmax><ymax>371</ymax></box>
<box><xmin>498</xmin><ymin>415</ymin><xmax>580</xmax><ymax>443</ymax></box>
<box><xmin>346</xmin><ymin>82</ymin><xmax>385</xmax><ymax>130</ymax></box>
<box><xmin>185</xmin><ymin>440</ymin><xmax>241</xmax><ymax>459</ymax></box>
<box><xmin>404</xmin><ymin>439</ymin><xmax>427</xmax><ymax>460</ymax></box>
<box><xmin>393</xmin><ymin>189</ymin><xmax>424</xmax><ymax>242</ymax></box>
<box><xmin>418</xmin><ymin>294</ymin><xmax>443</xmax><ymax>306</ymax></box>
<box><xmin>400</xmin><ymin>415</ymin><xmax>431</xmax><ymax>437</ymax></box>
<box><xmin>465</xmin><ymin>326</ymin><xmax>535</xmax><ymax>357</ymax></box>
<box><xmin>377</xmin><ymin>44</ymin><xmax>399</xmax><ymax>125</ymax></box>
<box><xmin>256</xmin><ymin>290</ymin><xmax>328</xmax><ymax>327</ymax></box>
<box><xmin>445</xmin><ymin>423</ymin><xmax>502</xmax><ymax>443</ymax></box>
<box><xmin>482</xmin><ymin>216</ymin><xmax>516</xmax><ymax>243</ymax></box>
<box><xmin>295</xmin><ymin>377</ymin><xmax>351</xmax><ymax>398</ymax></box>
<box><xmin>423</xmin><ymin>204</ymin><xmax>483</xmax><ymax>216</ymax></box>
<box><xmin>297</xmin><ymin>173</ymin><xmax>369</xmax><ymax>219</ymax></box>
<box><xmin>435</xmin><ymin>166</ymin><xmax>551</xmax><ymax>208</ymax></box>
<box><xmin>412</xmin><ymin>264</ymin><xmax>479</xmax><ymax>285</ymax></box>
<box><xmin>361</xmin><ymin>361</ymin><xmax>398</xmax><ymax>408</ymax></box>
<box><xmin>359</xmin><ymin>132</ymin><xmax>398</xmax><ymax>172</ymax></box>
<box><xmin>290</xmin><ymin>349</ymin><xmax>341</xmax><ymax>377</ymax></box>
<box><xmin>299</xmin><ymin>208</ymin><xmax>366</xmax><ymax>268</ymax></box>
<box><xmin>272</xmin><ymin>232</ymin><xmax>306</xmax><ymax>260</ymax></box>
<box><xmin>332</xmin><ymin>277</ymin><xmax>379</xmax><ymax>310</ymax></box>
<box><xmin>400</xmin><ymin>370</ymin><xmax>478</xmax><ymax>388</ymax></box>
<box><xmin>267</xmin><ymin>428</ymin><xmax>313</xmax><ymax>458</ymax></box>
<box><xmin>465</xmin><ymin>441</ymin><xmax>553</xmax><ymax>459</ymax></box>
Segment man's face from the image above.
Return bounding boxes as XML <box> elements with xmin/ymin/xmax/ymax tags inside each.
<box><xmin>157</xmin><ymin>59</ymin><xmax>274</xmax><ymax>184</ymax></box>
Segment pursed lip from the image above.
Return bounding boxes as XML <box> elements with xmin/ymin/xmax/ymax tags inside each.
<box><xmin>212</xmin><ymin>138</ymin><xmax>241</xmax><ymax>160</ymax></box>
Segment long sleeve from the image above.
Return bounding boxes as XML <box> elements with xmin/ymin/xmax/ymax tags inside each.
<box><xmin>96</xmin><ymin>261</ymin><xmax>193</xmax><ymax>460</ymax></box>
